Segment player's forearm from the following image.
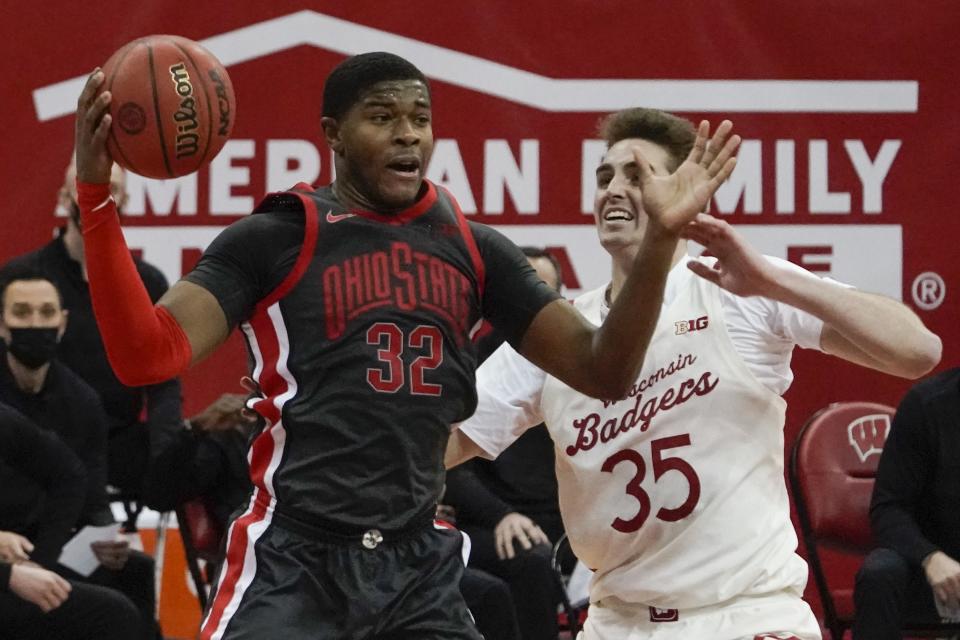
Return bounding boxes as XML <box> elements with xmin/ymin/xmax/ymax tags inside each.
<box><xmin>78</xmin><ymin>181</ymin><xmax>193</xmax><ymax>386</ymax></box>
<box><xmin>589</xmin><ymin>224</ymin><xmax>678</xmax><ymax>398</ymax></box>
<box><xmin>767</xmin><ymin>268</ymin><xmax>940</xmax><ymax>378</ymax></box>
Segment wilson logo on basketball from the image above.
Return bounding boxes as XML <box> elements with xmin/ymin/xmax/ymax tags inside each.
<box><xmin>847</xmin><ymin>414</ymin><xmax>891</xmax><ymax>463</ymax></box>
<box><xmin>674</xmin><ymin>315</ymin><xmax>709</xmax><ymax>335</ymax></box>
<box><xmin>168</xmin><ymin>62</ymin><xmax>200</xmax><ymax>159</ymax></box>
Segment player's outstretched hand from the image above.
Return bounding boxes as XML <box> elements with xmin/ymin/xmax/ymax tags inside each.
<box><xmin>494</xmin><ymin>512</ymin><xmax>550</xmax><ymax>560</ymax></box>
<box><xmin>635</xmin><ymin>120</ymin><xmax>740</xmax><ymax>234</ymax></box>
<box><xmin>8</xmin><ymin>563</ymin><xmax>72</xmax><ymax>613</ymax></box>
<box><xmin>681</xmin><ymin>213</ymin><xmax>780</xmax><ymax>298</ymax></box>
<box><xmin>75</xmin><ymin>68</ymin><xmax>114</xmax><ymax>185</ymax></box>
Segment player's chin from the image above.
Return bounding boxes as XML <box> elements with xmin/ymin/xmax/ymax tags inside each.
<box><xmin>377</xmin><ymin>181</ymin><xmax>423</xmax><ymax>210</ymax></box>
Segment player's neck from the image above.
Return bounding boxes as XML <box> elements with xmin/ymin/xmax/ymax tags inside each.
<box><xmin>6</xmin><ymin>352</ymin><xmax>49</xmax><ymax>394</ymax></box>
<box><xmin>607</xmin><ymin>239</ymin><xmax>688</xmax><ymax>304</ymax></box>
<box><xmin>331</xmin><ymin>178</ymin><xmax>421</xmax><ymax>215</ymax></box>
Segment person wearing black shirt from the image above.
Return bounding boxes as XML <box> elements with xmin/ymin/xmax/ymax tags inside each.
<box><xmin>0</xmin><ymin>401</ymin><xmax>140</xmax><ymax>639</ymax></box>
<box><xmin>0</xmin><ymin>157</ymin><xmax>183</xmax><ymax>505</ymax></box>
<box><xmin>0</xmin><ymin>268</ymin><xmax>159</xmax><ymax>640</ymax></box>
<box><xmin>853</xmin><ymin>367</ymin><xmax>960</xmax><ymax>638</ymax></box>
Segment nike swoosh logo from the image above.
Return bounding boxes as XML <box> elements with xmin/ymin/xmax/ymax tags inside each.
<box><xmin>325</xmin><ymin>210</ymin><xmax>356</xmax><ymax>223</ymax></box>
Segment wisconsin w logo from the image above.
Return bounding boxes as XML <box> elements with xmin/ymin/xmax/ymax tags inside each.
<box><xmin>847</xmin><ymin>414</ymin><xmax>891</xmax><ymax>463</ymax></box>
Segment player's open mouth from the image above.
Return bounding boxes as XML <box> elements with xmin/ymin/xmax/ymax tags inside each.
<box><xmin>386</xmin><ymin>157</ymin><xmax>421</xmax><ymax>179</ymax></box>
<box><xmin>603</xmin><ymin>207</ymin><xmax>633</xmax><ymax>222</ymax></box>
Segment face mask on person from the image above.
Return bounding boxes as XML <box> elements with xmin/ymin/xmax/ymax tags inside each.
<box><xmin>7</xmin><ymin>327</ymin><xmax>60</xmax><ymax>369</ymax></box>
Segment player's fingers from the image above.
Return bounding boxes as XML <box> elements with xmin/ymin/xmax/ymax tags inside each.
<box><xmin>702</xmin><ymin>120</ymin><xmax>734</xmax><ymax>167</ymax></box>
<box><xmin>686</xmin><ymin>120</ymin><xmax>710</xmax><ymax>165</ymax></box>
<box><xmin>706</xmin><ymin>158</ymin><xmax>738</xmax><ymax>193</ymax></box>
<box><xmin>21</xmin><ymin>538</ymin><xmax>34</xmax><ymax>554</ymax></box>
<box><xmin>495</xmin><ymin>532</ymin><xmax>507</xmax><ymax>560</ymax></box>
<box><xmin>707</xmin><ymin>134</ymin><xmax>741</xmax><ymax>176</ymax></box>
<box><xmin>91</xmin><ymin>107</ymin><xmax>113</xmax><ymax>149</ymax></box>
<box><xmin>630</xmin><ymin>147</ymin><xmax>655</xmax><ymax>184</ymax></box>
<box><xmin>687</xmin><ymin>260</ymin><xmax>722</xmax><ymax>286</ymax></box>
<box><xmin>76</xmin><ymin>68</ymin><xmax>104</xmax><ymax>111</ymax></box>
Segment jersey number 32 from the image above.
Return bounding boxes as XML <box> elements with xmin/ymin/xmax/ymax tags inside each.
<box><xmin>366</xmin><ymin>322</ymin><xmax>444</xmax><ymax>396</ymax></box>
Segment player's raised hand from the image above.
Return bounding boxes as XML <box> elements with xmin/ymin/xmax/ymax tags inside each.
<box><xmin>681</xmin><ymin>213</ymin><xmax>779</xmax><ymax>298</ymax></box>
<box><xmin>74</xmin><ymin>68</ymin><xmax>114</xmax><ymax>185</ymax></box>
<box><xmin>635</xmin><ymin>120</ymin><xmax>740</xmax><ymax>234</ymax></box>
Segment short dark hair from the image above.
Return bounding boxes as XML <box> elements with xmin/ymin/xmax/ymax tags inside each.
<box><xmin>0</xmin><ymin>264</ymin><xmax>64</xmax><ymax>309</ymax></box>
<box><xmin>598</xmin><ymin>108</ymin><xmax>696</xmax><ymax>172</ymax></box>
<box><xmin>322</xmin><ymin>52</ymin><xmax>430</xmax><ymax>120</ymax></box>
<box><xmin>520</xmin><ymin>246</ymin><xmax>563</xmax><ymax>292</ymax></box>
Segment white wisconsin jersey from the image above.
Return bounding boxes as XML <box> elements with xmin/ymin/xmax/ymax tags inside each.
<box><xmin>542</xmin><ymin>272</ymin><xmax>807</xmax><ymax>609</ymax></box>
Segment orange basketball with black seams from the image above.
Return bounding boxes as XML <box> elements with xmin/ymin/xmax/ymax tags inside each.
<box><xmin>101</xmin><ymin>35</ymin><xmax>236</xmax><ymax>179</ymax></box>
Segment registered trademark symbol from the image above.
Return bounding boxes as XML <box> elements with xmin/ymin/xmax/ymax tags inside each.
<box><xmin>911</xmin><ymin>272</ymin><xmax>946</xmax><ymax>310</ymax></box>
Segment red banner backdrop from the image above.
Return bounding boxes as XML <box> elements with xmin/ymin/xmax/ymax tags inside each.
<box><xmin>2</xmin><ymin>0</ymin><xmax>957</xmax><ymax>632</ymax></box>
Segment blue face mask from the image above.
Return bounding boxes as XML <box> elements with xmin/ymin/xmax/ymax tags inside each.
<box><xmin>7</xmin><ymin>327</ymin><xmax>59</xmax><ymax>369</ymax></box>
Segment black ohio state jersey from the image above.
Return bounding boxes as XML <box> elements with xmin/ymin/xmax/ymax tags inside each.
<box><xmin>193</xmin><ymin>181</ymin><xmax>557</xmax><ymax>531</ymax></box>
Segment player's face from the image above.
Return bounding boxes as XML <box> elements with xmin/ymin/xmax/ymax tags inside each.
<box><xmin>331</xmin><ymin>79</ymin><xmax>433</xmax><ymax>212</ymax></box>
<box><xmin>593</xmin><ymin>138</ymin><xmax>673</xmax><ymax>253</ymax></box>
<box><xmin>0</xmin><ymin>280</ymin><xmax>67</xmax><ymax>339</ymax></box>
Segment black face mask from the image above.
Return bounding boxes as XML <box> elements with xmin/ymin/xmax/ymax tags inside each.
<box><xmin>7</xmin><ymin>328</ymin><xmax>60</xmax><ymax>369</ymax></box>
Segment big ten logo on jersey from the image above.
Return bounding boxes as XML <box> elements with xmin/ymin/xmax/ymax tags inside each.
<box><xmin>648</xmin><ymin>607</ymin><xmax>679</xmax><ymax>623</ymax></box>
<box><xmin>847</xmin><ymin>413</ymin><xmax>891</xmax><ymax>463</ymax></box>
<box><xmin>675</xmin><ymin>316</ymin><xmax>708</xmax><ymax>335</ymax></box>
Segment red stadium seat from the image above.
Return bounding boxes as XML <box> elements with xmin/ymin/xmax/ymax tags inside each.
<box><xmin>176</xmin><ymin>497</ymin><xmax>224</xmax><ymax>611</ymax></box>
<box><xmin>790</xmin><ymin>402</ymin><xmax>960</xmax><ymax>639</ymax></box>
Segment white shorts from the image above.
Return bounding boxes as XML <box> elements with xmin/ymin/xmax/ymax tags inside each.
<box><xmin>579</xmin><ymin>590</ymin><xmax>822</xmax><ymax>640</ymax></box>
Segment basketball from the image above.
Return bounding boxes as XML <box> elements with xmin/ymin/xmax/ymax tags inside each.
<box><xmin>100</xmin><ymin>35</ymin><xmax>236</xmax><ymax>179</ymax></box>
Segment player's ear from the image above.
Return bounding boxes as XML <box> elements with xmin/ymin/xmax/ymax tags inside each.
<box><xmin>321</xmin><ymin>117</ymin><xmax>344</xmax><ymax>155</ymax></box>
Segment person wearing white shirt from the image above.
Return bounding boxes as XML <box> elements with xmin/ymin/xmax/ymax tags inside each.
<box><xmin>446</xmin><ymin>108</ymin><xmax>942</xmax><ymax>640</ymax></box>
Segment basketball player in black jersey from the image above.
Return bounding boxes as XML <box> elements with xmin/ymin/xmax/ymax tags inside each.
<box><xmin>73</xmin><ymin>52</ymin><xmax>740</xmax><ymax>638</ymax></box>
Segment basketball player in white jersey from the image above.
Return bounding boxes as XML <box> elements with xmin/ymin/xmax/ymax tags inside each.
<box><xmin>446</xmin><ymin>108</ymin><xmax>942</xmax><ymax>640</ymax></box>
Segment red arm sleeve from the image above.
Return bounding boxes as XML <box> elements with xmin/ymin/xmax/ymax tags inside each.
<box><xmin>77</xmin><ymin>181</ymin><xmax>192</xmax><ymax>386</ymax></box>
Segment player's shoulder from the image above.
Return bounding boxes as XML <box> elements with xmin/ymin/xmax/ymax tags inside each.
<box><xmin>465</xmin><ymin>219</ymin><xmax>503</xmax><ymax>243</ymax></box>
